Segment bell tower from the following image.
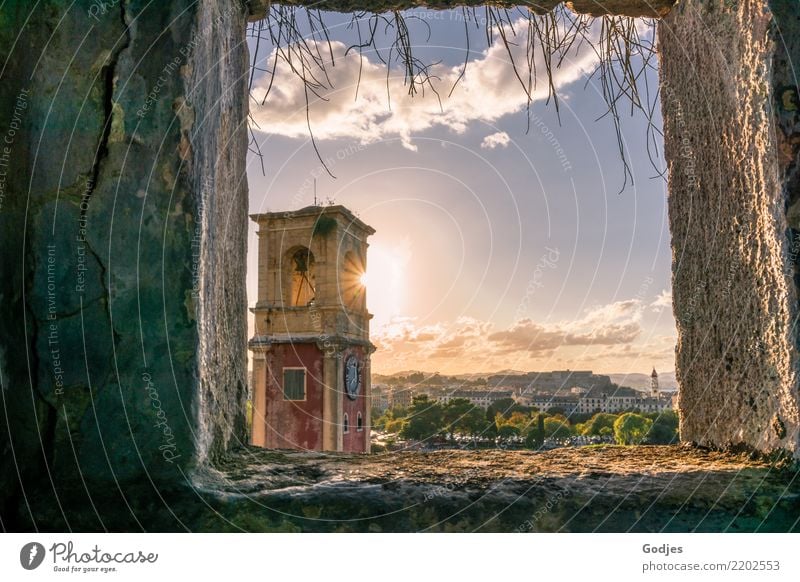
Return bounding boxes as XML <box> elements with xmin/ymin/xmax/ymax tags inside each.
<box><xmin>249</xmin><ymin>205</ymin><xmax>375</xmax><ymax>453</ymax></box>
<box><xmin>651</xmin><ymin>367</ymin><xmax>659</xmax><ymax>398</ymax></box>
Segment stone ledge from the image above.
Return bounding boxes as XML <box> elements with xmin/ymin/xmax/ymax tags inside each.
<box><xmin>8</xmin><ymin>445</ymin><xmax>799</xmax><ymax>532</ymax></box>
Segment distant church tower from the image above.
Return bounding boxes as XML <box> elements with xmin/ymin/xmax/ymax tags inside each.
<box><xmin>650</xmin><ymin>367</ymin><xmax>659</xmax><ymax>397</ymax></box>
<box><xmin>249</xmin><ymin>205</ymin><xmax>375</xmax><ymax>453</ymax></box>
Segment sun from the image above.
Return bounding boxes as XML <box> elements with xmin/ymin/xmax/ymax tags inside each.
<box><xmin>361</xmin><ymin>239</ymin><xmax>411</xmax><ymax>330</ymax></box>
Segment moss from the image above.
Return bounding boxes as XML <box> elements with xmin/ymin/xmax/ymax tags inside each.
<box><xmin>312</xmin><ymin>214</ymin><xmax>337</xmax><ymax>238</ymax></box>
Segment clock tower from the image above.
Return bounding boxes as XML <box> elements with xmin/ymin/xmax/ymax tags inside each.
<box><xmin>249</xmin><ymin>205</ymin><xmax>375</xmax><ymax>453</ymax></box>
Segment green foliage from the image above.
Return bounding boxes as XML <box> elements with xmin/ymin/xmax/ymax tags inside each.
<box><xmin>543</xmin><ymin>417</ymin><xmax>574</xmax><ymax>439</ymax></box>
<box><xmin>582</xmin><ymin>413</ymin><xmax>619</xmax><ymax>436</ymax></box>
<box><xmin>645</xmin><ymin>410</ymin><xmax>679</xmax><ymax>444</ymax></box>
<box><xmin>399</xmin><ymin>395</ymin><xmax>444</xmax><ymax>441</ymax></box>
<box><xmin>613</xmin><ymin>413</ymin><xmax>653</xmax><ymax>445</ymax></box>
<box><xmin>497</xmin><ymin>425</ymin><xmax>520</xmax><ymax>440</ymax></box>
<box><xmin>486</xmin><ymin>398</ymin><xmax>530</xmax><ymax>422</ymax></box>
<box><xmin>443</xmin><ymin>398</ymin><xmax>486</xmax><ymax>437</ymax></box>
<box><xmin>373</xmin><ymin>406</ymin><xmax>408</xmax><ymax>432</ymax></box>
<box><xmin>569</xmin><ymin>412</ymin><xmax>595</xmax><ymax>424</ymax></box>
<box><xmin>495</xmin><ymin>411</ymin><xmax>533</xmax><ymax>436</ymax></box>
<box><xmin>525</xmin><ymin>413</ymin><xmax>546</xmax><ymax>448</ymax></box>
<box><xmin>384</xmin><ymin>417</ymin><xmax>406</xmax><ymax>434</ymax></box>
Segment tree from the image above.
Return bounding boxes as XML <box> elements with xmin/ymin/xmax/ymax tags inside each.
<box><xmin>498</xmin><ymin>411</ymin><xmax>533</xmax><ymax>435</ymax></box>
<box><xmin>486</xmin><ymin>398</ymin><xmax>529</xmax><ymax>422</ymax></box>
<box><xmin>373</xmin><ymin>406</ymin><xmax>407</xmax><ymax>431</ymax></box>
<box><xmin>443</xmin><ymin>398</ymin><xmax>485</xmax><ymax>438</ymax></box>
<box><xmin>543</xmin><ymin>416</ymin><xmax>574</xmax><ymax>439</ymax></box>
<box><xmin>613</xmin><ymin>413</ymin><xmax>653</xmax><ymax>445</ymax></box>
<box><xmin>525</xmin><ymin>413</ymin><xmax>546</xmax><ymax>448</ymax></box>
<box><xmin>399</xmin><ymin>395</ymin><xmax>444</xmax><ymax>441</ymax></box>
<box><xmin>508</xmin><ymin>411</ymin><xmax>532</xmax><ymax>432</ymax></box>
<box><xmin>384</xmin><ymin>417</ymin><xmax>406</xmax><ymax>434</ymax></box>
<box><xmin>582</xmin><ymin>413</ymin><xmax>618</xmax><ymax>436</ymax></box>
<box><xmin>497</xmin><ymin>424</ymin><xmax>520</xmax><ymax>441</ymax></box>
<box><xmin>645</xmin><ymin>410</ymin><xmax>679</xmax><ymax>444</ymax></box>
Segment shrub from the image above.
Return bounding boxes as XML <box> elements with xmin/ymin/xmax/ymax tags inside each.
<box><xmin>613</xmin><ymin>413</ymin><xmax>653</xmax><ymax>445</ymax></box>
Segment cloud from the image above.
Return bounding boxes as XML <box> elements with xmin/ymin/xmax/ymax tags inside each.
<box><xmin>651</xmin><ymin>289</ymin><xmax>672</xmax><ymax>311</ymax></box>
<box><xmin>250</xmin><ymin>21</ymin><xmax>598</xmax><ymax>149</ymax></box>
<box><xmin>481</xmin><ymin>131</ymin><xmax>510</xmax><ymax>149</ymax></box>
<box><xmin>488</xmin><ymin>300</ymin><xmax>643</xmax><ymax>354</ymax></box>
<box><xmin>371</xmin><ymin>299</ymin><xmax>646</xmax><ymax>373</ymax></box>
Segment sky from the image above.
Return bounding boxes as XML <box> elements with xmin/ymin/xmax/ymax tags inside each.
<box><xmin>245</xmin><ymin>8</ymin><xmax>676</xmax><ymax>376</ymax></box>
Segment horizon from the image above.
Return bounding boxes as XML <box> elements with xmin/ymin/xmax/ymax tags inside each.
<box><xmin>371</xmin><ymin>368</ymin><xmax>676</xmax><ymax>377</ymax></box>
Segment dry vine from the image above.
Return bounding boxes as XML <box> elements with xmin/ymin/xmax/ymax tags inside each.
<box><xmin>246</xmin><ymin>4</ymin><xmax>662</xmax><ymax>191</ymax></box>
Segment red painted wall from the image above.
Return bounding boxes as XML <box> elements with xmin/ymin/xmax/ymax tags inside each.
<box><xmin>264</xmin><ymin>343</ymin><xmax>324</xmax><ymax>450</ymax></box>
<box><xmin>342</xmin><ymin>346</ymin><xmax>368</xmax><ymax>453</ymax></box>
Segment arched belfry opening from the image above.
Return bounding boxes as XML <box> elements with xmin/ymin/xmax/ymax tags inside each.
<box><xmin>2</xmin><ymin>0</ymin><xmax>800</xmax><ymax>531</ymax></box>
<box><xmin>289</xmin><ymin>247</ymin><xmax>316</xmax><ymax>307</ymax></box>
<box><xmin>340</xmin><ymin>251</ymin><xmax>366</xmax><ymax>313</ymax></box>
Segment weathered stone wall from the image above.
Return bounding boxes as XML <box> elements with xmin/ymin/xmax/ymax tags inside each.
<box><xmin>191</xmin><ymin>1</ymin><xmax>250</xmax><ymax>465</ymax></box>
<box><xmin>0</xmin><ymin>0</ymin><xmax>248</xmax><ymax>525</ymax></box>
<box><xmin>659</xmin><ymin>0</ymin><xmax>800</xmax><ymax>456</ymax></box>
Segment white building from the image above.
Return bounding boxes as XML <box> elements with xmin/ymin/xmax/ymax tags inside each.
<box><xmin>529</xmin><ymin>396</ymin><xmax>579</xmax><ymax>416</ymax></box>
<box><xmin>576</xmin><ymin>393</ymin><xmax>673</xmax><ymax>414</ymax></box>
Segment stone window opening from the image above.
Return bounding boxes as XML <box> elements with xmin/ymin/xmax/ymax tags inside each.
<box><xmin>356</xmin><ymin>412</ymin><xmax>363</xmax><ymax>432</ymax></box>
<box><xmin>343</xmin><ymin>413</ymin><xmax>350</xmax><ymax>434</ymax></box>
<box><xmin>340</xmin><ymin>251</ymin><xmax>366</xmax><ymax>311</ymax></box>
<box><xmin>240</xmin><ymin>1</ymin><xmax>800</xmax><ymax>463</ymax></box>
<box><xmin>289</xmin><ymin>247</ymin><xmax>316</xmax><ymax>307</ymax></box>
<box><xmin>6</xmin><ymin>0</ymin><xmax>800</xmax><ymax>535</ymax></box>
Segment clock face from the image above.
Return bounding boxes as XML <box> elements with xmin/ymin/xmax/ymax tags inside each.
<box><xmin>344</xmin><ymin>356</ymin><xmax>360</xmax><ymax>400</ymax></box>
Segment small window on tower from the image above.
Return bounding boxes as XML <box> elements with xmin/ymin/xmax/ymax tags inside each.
<box><xmin>356</xmin><ymin>411</ymin><xmax>363</xmax><ymax>432</ymax></box>
<box><xmin>283</xmin><ymin>368</ymin><xmax>306</xmax><ymax>400</ymax></box>
<box><xmin>343</xmin><ymin>413</ymin><xmax>349</xmax><ymax>434</ymax></box>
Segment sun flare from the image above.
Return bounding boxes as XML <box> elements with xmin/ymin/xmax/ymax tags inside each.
<box><xmin>362</xmin><ymin>240</ymin><xmax>411</xmax><ymax>330</ymax></box>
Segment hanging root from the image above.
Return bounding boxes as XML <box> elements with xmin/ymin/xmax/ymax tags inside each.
<box><xmin>247</xmin><ymin>4</ymin><xmax>662</xmax><ymax>191</ymax></box>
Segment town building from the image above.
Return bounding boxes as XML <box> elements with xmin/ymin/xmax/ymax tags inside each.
<box><xmin>575</xmin><ymin>393</ymin><xmax>674</xmax><ymax>414</ymax></box>
<box><xmin>372</xmin><ymin>384</ymin><xmax>391</xmax><ymax>412</ymax></box>
<box><xmin>528</xmin><ymin>395</ymin><xmax>580</xmax><ymax>416</ymax></box>
<box><xmin>437</xmin><ymin>389</ymin><xmax>514</xmax><ymax>409</ymax></box>
<box><xmin>249</xmin><ymin>205</ymin><xmax>375</xmax><ymax>453</ymax></box>
<box><xmin>390</xmin><ymin>388</ymin><xmax>412</xmax><ymax>409</ymax></box>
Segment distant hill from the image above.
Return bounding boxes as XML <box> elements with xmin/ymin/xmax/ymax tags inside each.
<box><xmin>373</xmin><ymin>369</ymin><xmax>678</xmax><ymax>391</ymax></box>
<box><xmin>609</xmin><ymin>372</ymin><xmax>677</xmax><ymax>392</ymax></box>
<box><xmin>374</xmin><ymin>369</ymin><xmax>524</xmax><ymax>380</ymax></box>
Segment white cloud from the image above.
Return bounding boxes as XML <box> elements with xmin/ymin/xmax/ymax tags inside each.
<box><xmin>489</xmin><ymin>300</ymin><xmax>644</xmax><ymax>354</ymax></box>
<box><xmin>250</xmin><ymin>21</ymin><xmax>599</xmax><ymax>149</ymax></box>
<box><xmin>371</xmin><ymin>299</ymin><xmax>646</xmax><ymax>373</ymax></box>
<box><xmin>480</xmin><ymin>131</ymin><xmax>510</xmax><ymax>149</ymax></box>
<box><xmin>651</xmin><ymin>289</ymin><xmax>672</xmax><ymax>311</ymax></box>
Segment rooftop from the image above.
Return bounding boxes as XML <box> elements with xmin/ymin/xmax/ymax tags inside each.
<box><xmin>249</xmin><ymin>204</ymin><xmax>376</xmax><ymax>236</ymax></box>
